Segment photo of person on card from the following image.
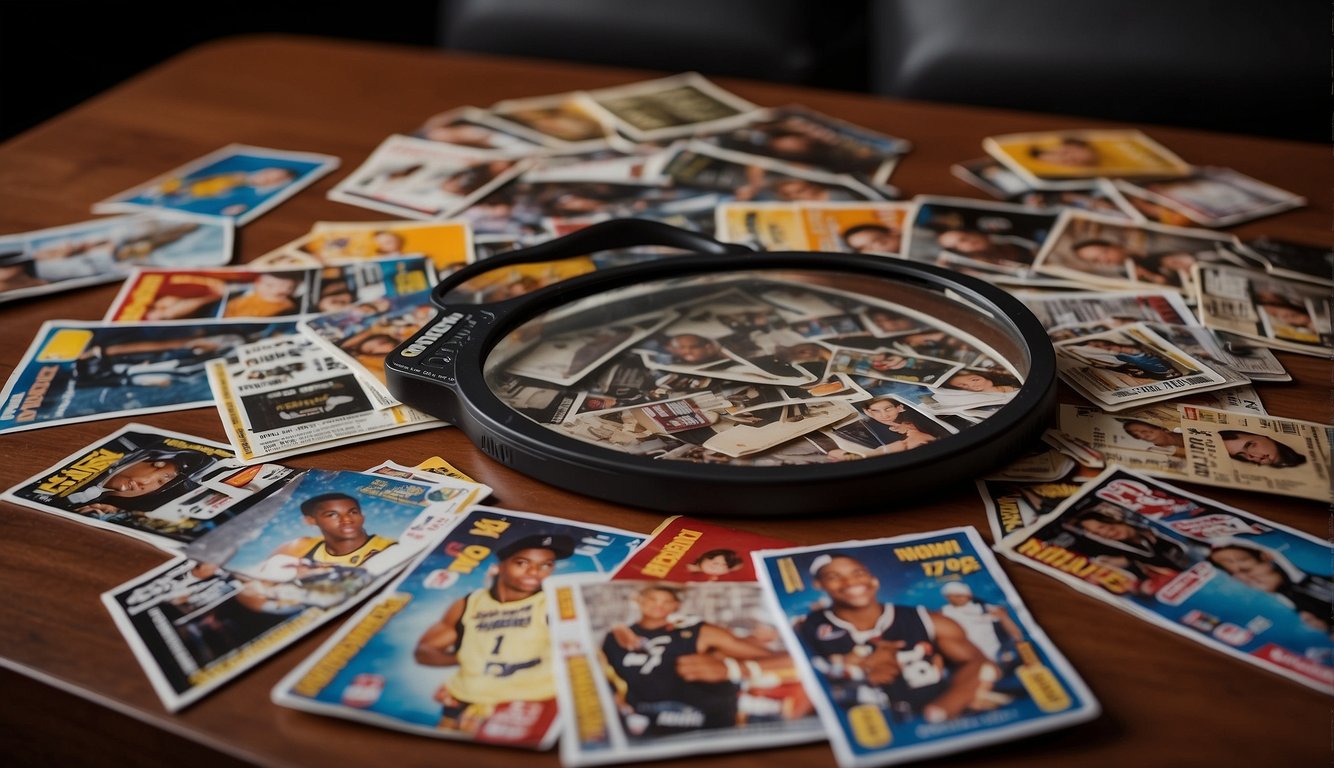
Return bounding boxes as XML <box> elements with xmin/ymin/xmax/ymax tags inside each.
<box><xmin>414</xmin><ymin>533</ymin><xmax>574</xmax><ymax>735</ymax></box>
<box><xmin>795</xmin><ymin>553</ymin><xmax>986</xmax><ymax>724</ymax></box>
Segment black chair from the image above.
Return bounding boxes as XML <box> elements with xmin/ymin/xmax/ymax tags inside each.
<box><xmin>867</xmin><ymin>0</ymin><xmax>1326</xmax><ymax>142</ymax></box>
<box><xmin>437</xmin><ymin>0</ymin><xmax>870</xmax><ymax>90</ymax></box>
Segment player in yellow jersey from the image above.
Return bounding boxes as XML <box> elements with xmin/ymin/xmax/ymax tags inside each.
<box><xmin>414</xmin><ymin>533</ymin><xmax>575</xmax><ymax>736</ymax></box>
<box><xmin>236</xmin><ymin>493</ymin><xmax>397</xmax><ymax>613</ymax></box>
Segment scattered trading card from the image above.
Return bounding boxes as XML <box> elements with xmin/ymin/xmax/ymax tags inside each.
<box><xmin>756</xmin><ymin>527</ymin><xmax>1099</xmax><ymax>767</ymax></box>
<box><xmin>949</xmin><ymin>157</ymin><xmax>1032</xmax><ymax>199</ymax></box>
<box><xmin>656</xmin><ymin>141</ymin><xmax>884</xmax><ymax>204</ymax></box>
<box><xmin>901</xmin><ymin>196</ymin><xmax>1059</xmax><ymax>284</ymax></box>
<box><xmin>1006</xmin><ymin>179</ymin><xmax>1139</xmax><ymax>221</ymax></box>
<box><xmin>329</xmin><ymin>134</ymin><xmax>528</xmax><ymax>220</ymax></box>
<box><xmin>1031</xmin><ymin>209</ymin><xmax>1250</xmax><ymax>296</ymax></box>
<box><xmin>1117</xmin><ymin>167</ymin><xmax>1305</xmax><ymax>227</ymax></box>
<box><xmin>983</xmin><ymin>129</ymin><xmax>1191</xmax><ymax>189</ymax></box>
<box><xmin>505</xmin><ymin>309</ymin><xmax>679</xmax><ymax>386</ymax></box>
<box><xmin>95</xmin><ymin>144</ymin><xmax>339</xmax><ymax>225</ymax></box>
<box><xmin>103</xmin><ymin>256</ymin><xmax>433</xmax><ymax>321</ymax></box>
<box><xmin>612</xmin><ymin>516</ymin><xmax>794</xmax><ymax>582</ymax></box>
<box><xmin>206</xmin><ymin>334</ymin><xmax>440</xmax><ymax>462</ymax></box>
<box><xmin>548</xmin><ymin>576</ymin><xmax>824</xmax><ymax>765</ymax></box>
<box><xmin>1019</xmin><ymin>289</ymin><xmax>1197</xmax><ymax>330</ymax></box>
<box><xmin>1</xmin><ymin>423</ymin><xmax>296</xmax><ymax>550</ymax></box>
<box><xmin>106</xmin><ymin>469</ymin><xmax>487</xmax><ymax>711</ymax></box>
<box><xmin>0</xmin><ymin>319</ymin><xmax>295</xmax><ymax>434</ymax></box>
<box><xmin>299</xmin><ymin>289</ymin><xmax>439</xmax><ymax>400</ymax></box>
<box><xmin>821</xmin><ymin>394</ymin><xmax>956</xmax><ymax>459</ymax></box>
<box><xmin>455</xmin><ymin>176</ymin><xmax>690</xmax><ymax>238</ymax></box>
<box><xmin>1240</xmin><ymin>236</ymin><xmax>1334</xmax><ymax>287</ymax></box>
<box><xmin>582</xmin><ymin>72</ymin><xmax>759</xmax><ymax>141</ymax></box>
<box><xmin>977</xmin><ymin>454</ymin><xmax>1102</xmax><ymax>543</ymax></box>
<box><xmin>703</xmin><ymin>104</ymin><xmax>910</xmax><ymax>185</ymax></box>
<box><xmin>272</xmin><ymin>506</ymin><xmax>644</xmax><ymax>749</ymax></box>
<box><xmin>1107</xmin><ymin>181</ymin><xmax>1198</xmax><ymax>227</ymax></box>
<box><xmin>255</xmin><ymin>220</ymin><xmax>473</xmax><ymax>271</ymax></box>
<box><xmin>488</xmin><ymin>91</ymin><xmax>614</xmax><ymax>149</ymax></box>
<box><xmin>716</xmin><ymin>201</ymin><xmax>913</xmax><ymax>256</ymax></box>
<box><xmin>996</xmin><ymin>467</ymin><xmax>1334</xmax><ymax>693</ymax></box>
<box><xmin>0</xmin><ymin>211</ymin><xmax>233</xmax><ymax>304</ymax></box>
<box><xmin>1177</xmin><ymin>405</ymin><xmax>1332</xmax><ymax>502</ymax></box>
<box><xmin>1053</xmin><ymin>323</ymin><xmax>1231</xmax><ymax>411</ymax></box>
<box><xmin>412</xmin><ymin>105</ymin><xmax>548</xmax><ymax>153</ymax></box>
<box><xmin>1195</xmin><ymin>263</ymin><xmax>1333</xmax><ymax>356</ymax></box>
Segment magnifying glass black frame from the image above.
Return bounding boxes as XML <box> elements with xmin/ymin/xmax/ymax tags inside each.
<box><xmin>386</xmin><ymin>219</ymin><xmax>1056</xmax><ymax>516</ymax></box>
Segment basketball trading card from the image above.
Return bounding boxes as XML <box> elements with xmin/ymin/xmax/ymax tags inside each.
<box><xmin>582</xmin><ymin>72</ymin><xmax>760</xmax><ymax>142</ymax></box>
<box><xmin>1176</xmin><ymin>405</ymin><xmax>1331</xmax><ymax>503</ymax></box>
<box><xmin>756</xmin><ymin>527</ymin><xmax>1099</xmax><ymax>767</ymax></box>
<box><xmin>2</xmin><ymin>423</ymin><xmax>296</xmax><ymax>550</ymax></box>
<box><xmin>106</xmin><ymin>469</ymin><xmax>487</xmax><ymax>711</ymax></box>
<box><xmin>95</xmin><ymin>144</ymin><xmax>338</xmax><ymax>225</ymax></box>
<box><xmin>983</xmin><ymin>129</ymin><xmax>1191</xmax><ymax>189</ymax></box>
<box><xmin>0</xmin><ymin>210</ymin><xmax>233</xmax><ymax>304</ymax></box>
<box><xmin>1118</xmin><ymin>167</ymin><xmax>1305</xmax><ymax>228</ymax></box>
<box><xmin>1032</xmin><ymin>209</ymin><xmax>1250</xmax><ymax>296</ymax></box>
<box><xmin>0</xmin><ymin>318</ymin><xmax>295</xmax><ymax>434</ymax></box>
<box><xmin>329</xmin><ymin>134</ymin><xmax>528</xmax><ymax>220</ymax></box>
<box><xmin>996</xmin><ymin>467</ymin><xmax>1334</xmax><ymax>693</ymax></box>
<box><xmin>547</xmin><ymin>576</ymin><xmax>824</xmax><ymax>765</ymax></box>
<box><xmin>272</xmin><ymin>506</ymin><xmax>644</xmax><ymax>749</ymax></box>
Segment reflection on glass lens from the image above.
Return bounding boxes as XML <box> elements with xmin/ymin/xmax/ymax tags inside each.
<box><xmin>483</xmin><ymin>270</ymin><xmax>1026</xmax><ymax>466</ymax></box>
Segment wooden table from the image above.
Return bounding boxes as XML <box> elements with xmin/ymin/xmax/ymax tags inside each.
<box><xmin>1</xmin><ymin>35</ymin><xmax>1329</xmax><ymax>767</ymax></box>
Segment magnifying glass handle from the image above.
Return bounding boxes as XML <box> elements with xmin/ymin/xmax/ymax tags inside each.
<box><xmin>431</xmin><ymin>219</ymin><xmax>754</xmax><ymax>307</ymax></box>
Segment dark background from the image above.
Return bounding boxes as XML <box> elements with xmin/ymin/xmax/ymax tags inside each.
<box><xmin>0</xmin><ymin>0</ymin><xmax>1326</xmax><ymax>143</ymax></box>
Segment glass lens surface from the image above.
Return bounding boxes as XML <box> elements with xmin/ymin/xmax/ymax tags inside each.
<box><xmin>483</xmin><ymin>269</ymin><xmax>1029</xmax><ymax>466</ymax></box>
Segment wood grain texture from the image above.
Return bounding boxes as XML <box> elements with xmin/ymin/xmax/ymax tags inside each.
<box><xmin>0</xmin><ymin>35</ymin><xmax>1328</xmax><ymax>767</ymax></box>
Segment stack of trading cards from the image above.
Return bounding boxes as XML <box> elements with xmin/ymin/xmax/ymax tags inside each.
<box><xmin>994</xmin><ymin>467</ymin><xmax>1333</xmax><ymax>693</ymax></box>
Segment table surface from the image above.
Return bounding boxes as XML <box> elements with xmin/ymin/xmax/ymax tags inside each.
<box><xmin>0</xmin><ymin>35</ymin><xmax>1329</xmax><ymax>768</ymax></box>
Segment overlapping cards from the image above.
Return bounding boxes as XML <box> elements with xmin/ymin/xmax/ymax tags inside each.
<box><xmin>994</xmin><ymin>467</ymin><xmax>1333</xmax><ymax>693</ymax></box>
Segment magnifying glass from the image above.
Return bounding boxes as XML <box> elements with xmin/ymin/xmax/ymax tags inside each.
<box><xmin>386</xmin><ymin>219</ymin><xmax>1055</xmax><ymax>516</ymax></box>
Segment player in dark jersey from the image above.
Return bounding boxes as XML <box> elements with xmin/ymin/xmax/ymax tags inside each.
<box><xmin>796</xmin><ymin>554</ymin><xmax>985</xmax><ymax>723</ymax></box>
<box><xmin>600</xmin><ymin>584</ymin><xmax>795</xmax><ymax>738</ymax></box>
